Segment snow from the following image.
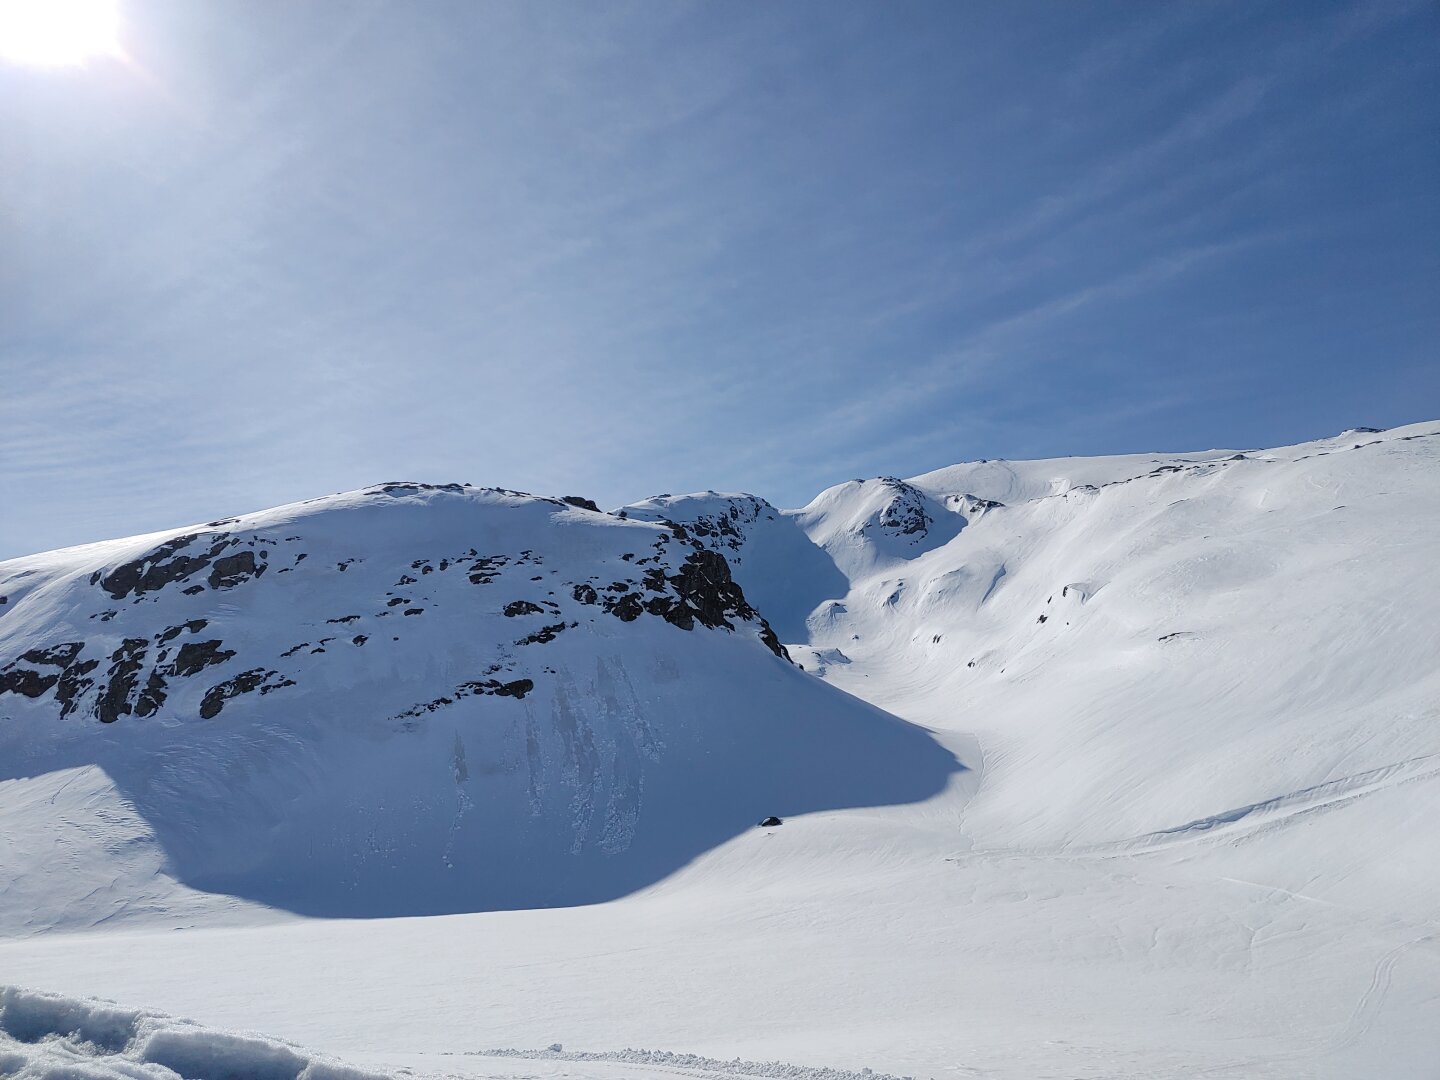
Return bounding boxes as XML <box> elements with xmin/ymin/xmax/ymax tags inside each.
<box><xmin>2</xmin><ymin>423</ymin><xmax>1438</xmax><ymax>1079</ymax></box>
<box><xmin>0</xmin><ymin>985</ymin><xmax>389</xmax><ymax>1080</ymax></box>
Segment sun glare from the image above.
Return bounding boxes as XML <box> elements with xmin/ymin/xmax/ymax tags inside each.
<box><xmin>0</xmin><ymin>0</ymin><xmax>121</xmax><ymax>68</ymax></box>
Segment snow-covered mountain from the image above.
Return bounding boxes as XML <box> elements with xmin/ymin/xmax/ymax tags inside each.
<box><xmin>0</xmin><ymin>482</ymin><xmax>956</xmax><ymax>931</ymax></box>
<box><xmin>2</xmin><ymin>421</ymin><xmax>1437</xmax><ymax>1079</ymax></box>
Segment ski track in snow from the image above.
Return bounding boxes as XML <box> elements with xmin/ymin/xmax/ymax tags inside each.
<box><xmin>1327</xmin><ymin>934</ymin><xmax>1437</xmax><ymax>1054</ymax></box>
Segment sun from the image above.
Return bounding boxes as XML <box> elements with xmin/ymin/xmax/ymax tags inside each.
<box><xmin>0</xmin><ymin>0</ymin><xmax>122</xmax><ymax>68</ymax></box>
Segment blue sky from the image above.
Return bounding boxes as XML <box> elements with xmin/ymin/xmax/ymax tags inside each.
<box><xmin>2</xmin><ymin>0</ymin><xmax>1436</xmax><ymax>559</ymax></box>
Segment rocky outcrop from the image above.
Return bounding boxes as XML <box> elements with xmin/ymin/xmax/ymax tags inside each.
<box><xmin>872</xmin><ymin>478</ymin><xmax>935</xmax><ymax>538</ymax></box>
<box><xmin>199</xmin><ymin>668</ymin><xmax>295</xmax><ymax>720</ymax></box>
<box><xmin>0</xmin><ymin>643</ymin><xmax>86</xmax><ymax>700</ymax></box>
<box><xmin>393</xmin><ymin>675</ymin><xmax>535</xmax><ymax>721</ymax></box>
<box><xmin>94</xmin><ymin>533</ymin><xmax>280</xmax><ymax>601</ymax></box>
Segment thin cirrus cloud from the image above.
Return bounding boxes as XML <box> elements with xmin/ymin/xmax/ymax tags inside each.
<box><xmin>1</xmin><ymin>0</ymin><xmax>1436</xmax><ymax>559</ymax></box>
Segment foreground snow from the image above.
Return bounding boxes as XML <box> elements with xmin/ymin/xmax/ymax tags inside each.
<box><xmin>0</xmin><ymin>984</ymin><xmax>927</xmax><ymax>1080</ymax></box>
<box><xmin>0</xmin><ymin>984</ymin><xmax>388</xmax><ymax>1079</ymax></box>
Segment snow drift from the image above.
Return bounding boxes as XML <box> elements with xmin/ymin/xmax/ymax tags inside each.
<box><xmin>0</xmin><ymin>984</ymin><xmax>389</xmax><ymax>1080</ymax></box>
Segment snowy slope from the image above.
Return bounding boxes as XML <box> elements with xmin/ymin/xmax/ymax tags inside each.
<box><xmin>649</xmin><ymin>423</ymin><xmax>1440</xmax><ymax>917</ymax></box>
<box><xmin>2</xmin><ymin>423</ymin><xmax>1437</xmax><ymax>1080</ymax></box>
<box><xmin>800</xmin><ymin>422</ymin><xmax>1440</xmax><ymax>869</ymax></box>
<box><xmin>609</xmin><ymin>420</ymin><xmax>1440</xmax><ymax>1076</ymax></box>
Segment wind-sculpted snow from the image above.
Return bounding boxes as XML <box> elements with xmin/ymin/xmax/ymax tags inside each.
<box><xmin>0</xmin><ymin>985</ymin><xmax>389</xmax><ymax>1079</ymax></box>
<box><xmin>0</xmin><ymin>483</ymin><xmax>958</xmax><ymax>928</ymax></box>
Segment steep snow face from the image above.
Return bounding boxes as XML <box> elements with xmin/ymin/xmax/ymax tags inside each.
<box><xmin>617</xmin><ymin>492</ymin><xmax>848</xmax><ymax>641</ymax></box>
<box><xmin>0</xmin><ymin>483</ymin><xmax>959</xmax><ymax>931</ymax></box>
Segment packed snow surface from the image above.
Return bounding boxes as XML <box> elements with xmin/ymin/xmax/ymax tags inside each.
<box><xmin>2</xmin><ymin>422</ymin><xmax>1438</xmax><ymax>1079</ymax></box>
